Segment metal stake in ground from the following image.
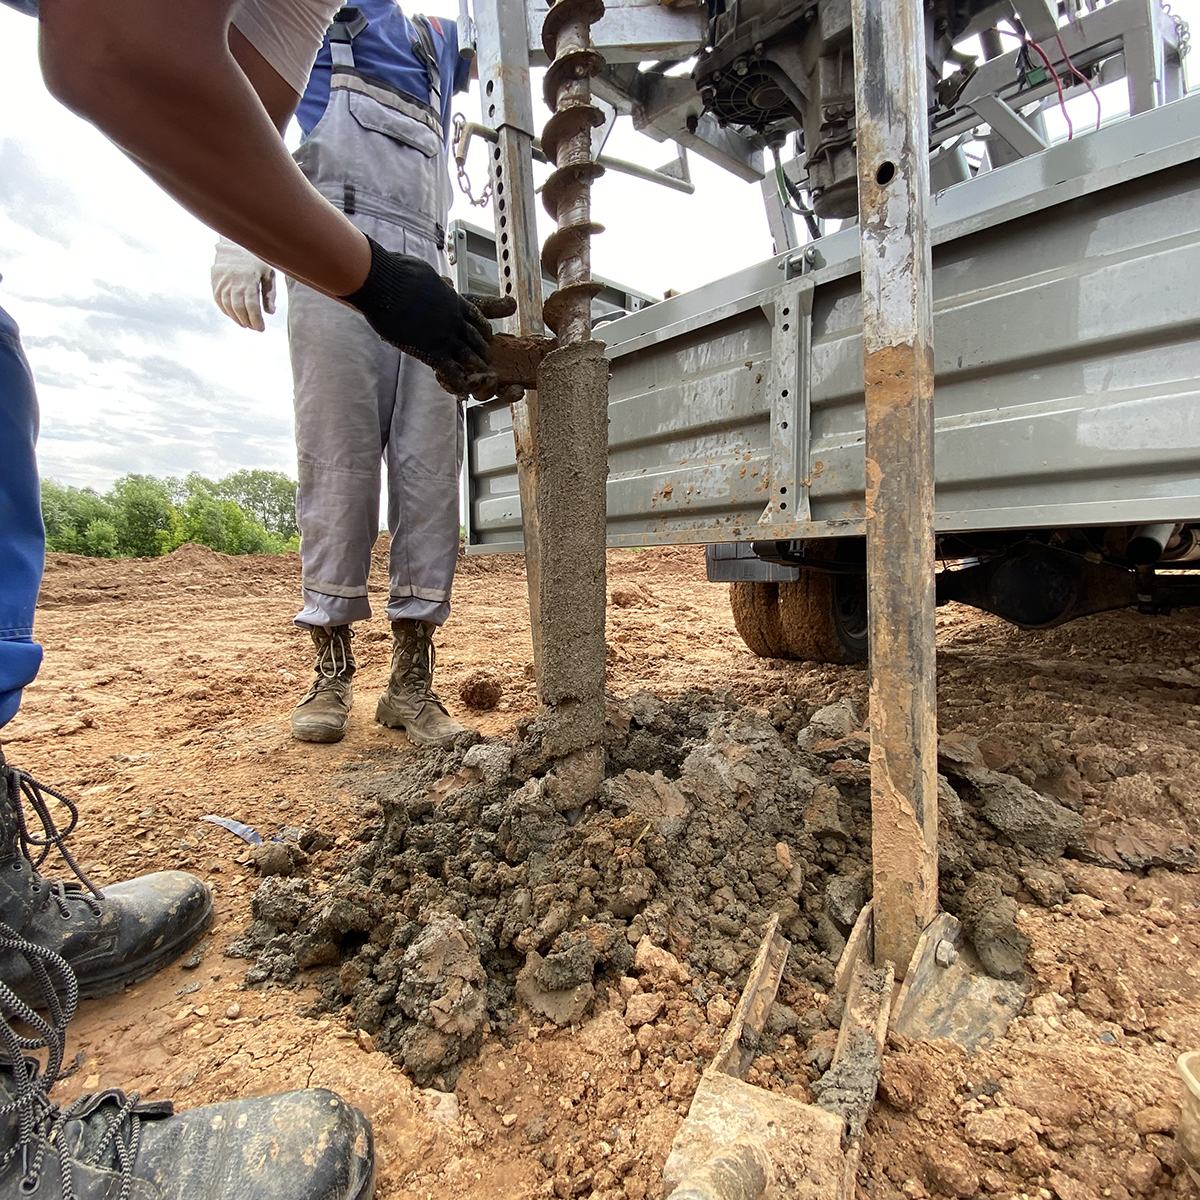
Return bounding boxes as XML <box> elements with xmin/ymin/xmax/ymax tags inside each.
<box><xmin>472</xmin><ymin>0</ymin><xmax>549</xmax><ymax>690</ymax></box>
<box><xmin>532</xmin><ymin>0</ymin><xmax>610</xmax><ymax>767</ymax></box>
<box><xmin>851</xmin><ymin>0</ymin><xmax>939</xmax><ymax>974</ymax></box>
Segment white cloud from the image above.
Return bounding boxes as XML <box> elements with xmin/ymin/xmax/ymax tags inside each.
<box><xmin>0</xmin><ymin>10</ymin><xmax>299</xmax><ymax>492</ymax></box>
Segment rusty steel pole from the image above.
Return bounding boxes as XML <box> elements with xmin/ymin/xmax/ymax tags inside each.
<box><xmin>474</xmin><ymin>0</ymin><xmax>548</xmax><ymax>681</ymax></box>
<box><xmin>851</xmin><ymin>0</ymin><xmax>939</xmax><ymax>975</ymax></box>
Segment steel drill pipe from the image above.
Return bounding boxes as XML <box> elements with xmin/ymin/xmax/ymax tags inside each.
<box><xmin>851</xmin><ymin>0</ymin><xmax>940</xmax><ymax>975</ymax></box>
<box><xmin>540</xmin><ymin>0</ymin><xmax>606</xmax><ymax>344</ymax></box>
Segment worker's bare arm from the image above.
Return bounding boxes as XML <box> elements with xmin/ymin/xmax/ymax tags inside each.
<box><xmin>228</xmin><ymin>24</ymin><xmax>298</xmax><ymax>134</ymax></box>
<box><xmin>37</xmin><ymin>0</ymin><xmax>370</xmax><ymax>296</ymax></box>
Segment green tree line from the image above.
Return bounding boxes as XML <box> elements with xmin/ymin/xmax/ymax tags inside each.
<box><xmin>41</xmin><ymin>470</ymin><xmax>300</xmax><ymax>559</ymax></box>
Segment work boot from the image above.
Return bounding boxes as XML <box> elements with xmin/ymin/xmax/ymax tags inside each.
<box><xmin>0</xmin><ymin>750</ymin><xmax>212</xmax><ymax>1002</ymax></box>
<box><xmin>291</xmin><ymin>624</ymin><xmax>355</xmax><ymax>743</ymax></box>
<box><xmin>0</xmin><ymin>929</ymin><xmax>376</xmax><ymax>1200</ymax></box>
<box><xmin>375</xmin><ymin>620</ymin><xmax>467</xmax><ymax>748</ymax></box>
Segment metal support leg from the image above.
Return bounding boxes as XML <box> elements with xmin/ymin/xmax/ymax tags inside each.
<box><xmin>474</xmin><ymin>0</ymin><xmax>548</xmax><ymax>694</ymax></box>
<box><xmin>492</xmin><ymin>128</ymin><xmax>545</xmax><ymax>330</ymax></box>
<box><xmin>851</xmin><ymin>0</ymin><xmax>939</xmax><ymax>976</ymax></box>
<box><xmin>492</xmin><ymin>128</ymin><xmax>549</xmax><ymax>695</ymax></box>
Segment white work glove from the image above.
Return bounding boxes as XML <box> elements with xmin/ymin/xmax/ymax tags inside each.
<box><xmin>210</xmin><ymin>237</ymin><xmax>276</xmax><ymax>332</ymax></box>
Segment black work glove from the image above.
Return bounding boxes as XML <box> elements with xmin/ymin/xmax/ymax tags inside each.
<box><xmin>441</xmin><ymin>294</ymin><xmax>519</xmax><ymax>398</ymax></box>
<box><xmin>462</xmin><ymin>294</ymin><xmax>524</xmax><ymax>402</ymax></box>
<box><xmin>462</xmin><ymin>293</ymin><xmax>518</xmax><ymax>321</ymax></box>
<box><xmin>341</xmin><ymin>236</ymin><xmax>497</xmax><ymax>393</ymax></box>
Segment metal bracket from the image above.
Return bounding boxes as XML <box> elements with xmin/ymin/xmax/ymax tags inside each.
<box><xmin>761</xmin><ymin>279</ymin><xmax>813</xmax><ymax>525</ymax></box>
<box><xmin>967</xmin><ymin>93</ymin><xmax>1050</xmax><ymax>159</ymax></box>
<box><xmin>475</xmin><ymin>0</ymin><xmax>536</xmax><ymax>136</ymax></box>
<box><xmin>525</xmin><ymin>0</ymin><xmax>706</xmax><ymax>65</ymax></box>
<box><xmin>786</xmin><ymin>244</ymin><xmax>826</xmax><ymax>277</ymax></box>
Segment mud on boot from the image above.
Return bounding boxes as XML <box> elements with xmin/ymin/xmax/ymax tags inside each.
<box><xmin>0</xmin><ymin>930</ymin><xmax>376</xmax><ymax>1200</ymax></box>
<box><xmin>291</xmin><ymin>624</ymin><xmax>355</xmax><ymax>743</ymax></box>
<box><xmin>375</xmin><ymin>620</ymin><xmax>468</xmax><ymax>748</ymax></box>
<box><xmin>0</xmin><ymin>751</ymin><xmax>211</xmax><ymax>1002</ymax></box>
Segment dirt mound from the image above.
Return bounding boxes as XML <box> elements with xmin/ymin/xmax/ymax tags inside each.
<box><xmin>36</xmin><ymin>554</ymin><xmax>130</xmax><ymax>608</ymax></box>
<box><xmin>37</xmin><ymin>544</ymin><xmax>298</xmax><ymax>609</ymax></box>
<box><xmin>161</xmin><ymin>542</ymin><xmax>239</xmax><ymax>574</ymax></box>
<box><xmin>156</xmin><ymin>543</ymin><xmax>299</xmax><ymax>582</ymax></box>
<box><xmin>454</xmin><ymin>549</ymin><xmax>529</xmax><ymax>577</ymax></box>
<box><xmin>225</xmin><ymin>689</ymin><xmax>1144</xmax><ymax>1093</ymax></box>
<box><xmin>458</xmin><ymin>669</ymin><xmax>503</xmax><ymax>710</ymax></box>
<box><xmin>609</xmin><ymin>545</ymin><xmax>707</xmax><ymax>579</ymax></box>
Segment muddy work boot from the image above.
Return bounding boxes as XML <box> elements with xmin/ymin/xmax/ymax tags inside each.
<box><xmin>291</xmin><ymin>624</ymin><xmax>356</xmax><ymax>743</ymax></box>
<box><xmin>0</xmin><ymin>932</ymin><xmax>376</xmax><ymax>1200</ymax></box>
<box><xmin>375</xmin><ymin>620</ymin><xmax>467</xmax><ymax>748</ymax></box>
<box><xmin>0</xmin><ymin>750</ymin><xmax>212</xmax><ymax>1002</ymax></box>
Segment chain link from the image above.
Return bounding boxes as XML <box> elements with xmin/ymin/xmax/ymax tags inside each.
<box><xmin>1163</xmin><ymin>3</ymin><xmax>1191</xmax><ymax>57</ymax></box>
<box><xmin>1078</xmin><ymin>2</ymin><xmax>1188</xmax><ymax>58</ymax></box>
<box><xmin>452</xmin><ymin>114</ymin><xmax>493</xmax><ymax>208</ymax></box>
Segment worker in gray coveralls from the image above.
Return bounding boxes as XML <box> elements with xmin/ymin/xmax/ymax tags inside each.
<box><xmin>211</xmin><ymin>0</ymin><xmax>475</xmax><ymax>748</ymax></box>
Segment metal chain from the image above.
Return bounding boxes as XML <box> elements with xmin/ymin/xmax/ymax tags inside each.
<box><xmin>452</xmin><ymin>114</ymin><xmax>493</xmax><ymax>208</ymax></box>
<box><xmin>1162</xmin><ymin>3</ymin><xmax>1191</xmax><ymax>57</ymax></box>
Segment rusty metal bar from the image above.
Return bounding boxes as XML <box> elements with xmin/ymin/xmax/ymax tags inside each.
<box><xmin>495</xmin><ymin>127</ymin><xmax>548</xmax><ymax>697</ymax></box>
<box><xmin>712</xmin><ymin>914</ymin><xmax>790</xmax><ymax>1081</ymax></box>
<box><xmin>850</xmin><ymin>0</ymin><xmax>939</xmax><ymax>975</ymax></box>
<box><xmin>474</xmin><ymin>0</ymin><xmax>548</xmax><ymax>689</ymax></box>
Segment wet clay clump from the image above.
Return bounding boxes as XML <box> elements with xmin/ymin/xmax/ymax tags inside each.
<box><xmin>228</xmin><ymin>690</ymin><xmax>1167</xmax><ymax>1085</ymax></box>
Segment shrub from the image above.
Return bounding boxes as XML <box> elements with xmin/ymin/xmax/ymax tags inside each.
<box><xmin>40</xmin><ymin>470</ymin><xmax>298</xmax><ymax>559</ymax></box>
<box><xmin>41</xmin><ymin>480</ymin><xmax>114</xmax><ymax>554</ymax></box>
<box><xmin>158</xmin><ymin>494</ymin><xmax>284</xmax><ymax>556</ymax></box>
<box><xmin>108</xmin><ymin>475</ymin><xmax>174</xmax><ymax>558</ymax></box>
<box><xmin>82</xmin><ymin>518</ymin><xmax>120</xmax><ymax>559</ymax></box>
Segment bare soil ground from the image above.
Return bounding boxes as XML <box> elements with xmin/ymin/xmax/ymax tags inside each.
<box><xmin>7</xmin><ymin>540</ymin><xmax>1200</xmax><ymax>1200</ymax></box>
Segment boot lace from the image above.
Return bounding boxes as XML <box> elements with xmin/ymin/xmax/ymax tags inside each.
<box><xmin>300</xmin><ymin>626</ymin><xmax>355</xmax><ymax>703</ymax></box>
<box><xmin>391</xmin><ymin>623</ymin><xmax>447</xmax><ymax>709</ymax></box>
<box><xmin>0</xmin><ymin>921</ymin><xmax>159</xmax><ymax>1200</ymax></box>
<box><xmin>0</xmin><ymin>752</ymin><xmax>102</xmax><ymax>920</ymax></box>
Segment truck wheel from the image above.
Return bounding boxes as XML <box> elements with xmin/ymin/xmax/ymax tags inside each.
<box><xmin>779</xmin><ymin>570</ymin><xmax>868</xmax><ymax>664</ymax></box>
<box><xmin>729</xmin><ymin>582</ymin><xmax>790</xmax><ymax>658</ymax></box>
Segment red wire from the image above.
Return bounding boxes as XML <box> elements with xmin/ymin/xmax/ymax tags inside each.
<box><xmin>1020</xmin><ymin>32</ymin><xmax>1074</xmax><ymax>140</ymax></box>
<box><xmin>1055</xmin><ymin>32</ymin><xmax>1104</xmax><ymax>132</ymax></box>
<box><xmin>995</xmin><ymin>26</ymin><xmax>1075</xmax><ymax>141</ymax></box>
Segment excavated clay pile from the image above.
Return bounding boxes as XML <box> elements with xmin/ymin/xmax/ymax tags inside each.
<box><xmin>227</xmin><ymin>690</ymin><xmax>1194</xmax><ymax>1086</ymax></box>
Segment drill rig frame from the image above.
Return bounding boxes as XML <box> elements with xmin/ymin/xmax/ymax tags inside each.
<box><xmin>463</xmin><ymin>0</ymin><xmax>1200</xmax><ymax>645</ymax></box>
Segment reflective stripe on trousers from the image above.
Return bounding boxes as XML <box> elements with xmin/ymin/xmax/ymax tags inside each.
<box><xmin>0</xmin><ymin>305</ymin><xmax>45</xmax><ymax>730</ymax></box>
<box><xmin>290</xmin><ymin>34</ymin><xmax>460</xmax><ymax>629</ymax></box>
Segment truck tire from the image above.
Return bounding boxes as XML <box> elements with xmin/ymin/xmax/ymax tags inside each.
<box><xmin>728</xmin><ymin>553</ymin><xmax>869</xmax><ymax>665</ymax></box>
<box><xmin>729</xmin><ymin>582</ymin><xmax>790</xmax><ymax>658</ymax></box>
<box><xmin>779</xmin><ymin>570</ymin><xmax>868</xmax><ymax>664</ymax></box>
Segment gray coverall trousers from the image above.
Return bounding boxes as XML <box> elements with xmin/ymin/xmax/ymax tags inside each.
<box><xmin>289</xmin><ymin>36</ymin><xmax>461</xmax><ymax>630</ymax></box>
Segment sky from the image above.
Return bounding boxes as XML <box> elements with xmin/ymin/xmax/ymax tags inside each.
<box><xmin>0</xmin><ymin>3</ymin><xmax>1196</xmax><ymax>493</ymax></box>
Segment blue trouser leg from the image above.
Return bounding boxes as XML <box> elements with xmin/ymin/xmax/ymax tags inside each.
<box><xmin>0</xmin><ymin>305</ymin><xmax>44</xmax><ymax>732</ymax></box>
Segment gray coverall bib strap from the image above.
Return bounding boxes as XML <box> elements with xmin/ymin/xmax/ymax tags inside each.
<box><xmin>293</xmin><ymin>9</ymin><xmax>452</xmax><ymax>251</ymax></box>
<box><xmin>287</xmin><ymin>8</ymin><xmax>463</xmax><ymax>632</ymax></box>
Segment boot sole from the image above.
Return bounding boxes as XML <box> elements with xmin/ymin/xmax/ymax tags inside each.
<box><xmin>291</xmin><ymin>723</ymin><xmax>349</xmax><ymax>744</ymax></box>
<box><xmin>355</xmin><ymin>1148</ymin><xmax>378</xmax><ymax>1200</ymax></box>
<box><xmin>75</xmin><ymin>887</ymin><xmax>215</xmax><ymax>1001</ymax></box>
<box><xmin>374</xmin><ymin>698</ymin><xmax>458</xmax><ymax>749</ymax></box>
